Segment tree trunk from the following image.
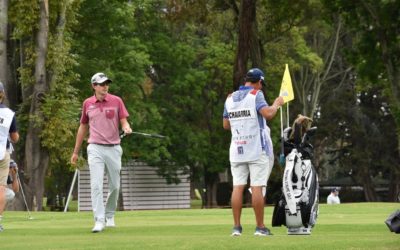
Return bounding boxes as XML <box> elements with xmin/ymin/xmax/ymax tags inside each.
<box><xmin>249</xmin><ymin>9</ymin><xmax>261</xmax><ymax>69</ymax></box>
<box><xmin>361</xmin><ymin>168</ymin><xmax>378</xmax><ymax>202</ymax></box>
<box><xmin>383</xmin><ymin>59</ymin><xmax>400</xmax><ymax>202</ymax></box>
<box><xmin>0</xmin><ymin>0</ymin><xmax>8</xmax><ymax>89</ymax></box>
<box><xmin>233</xmin><ymin>0</ymin><xmax>258</xmax><ymax>90</ymax></box>
<box><xmin>204</xmin><ymin>171</ymin><xmax>219</xmax><ymax>207</ymax></box>
<box><xmin>0</xmin><ymin>0</ymin><xmax>16</xmax><ymax>108</ymax></box>
<box><xmin>25</xmin><ymin>0</ymin><xmax>50</xmax><ymax>211</ymax></box>
<box><xmin>206</xmin><ymin>180</ymin><xmax>218</xmax><ymax>208</ymax></box>
<box><xmin>388</xmin><ymin>166</ymin><xmax>400</xmax><ymax>202</ymax></box>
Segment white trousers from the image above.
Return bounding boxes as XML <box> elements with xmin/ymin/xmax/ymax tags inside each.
<box><xmin>87</xmin><ymin>144</ymin><xmax>122</xmax><ymax>222</ymax></box>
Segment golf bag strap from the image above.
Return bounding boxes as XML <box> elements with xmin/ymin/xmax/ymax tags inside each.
<box><xmin>283</xmin><ymin>150</ymin><xmax>297</xmax><ymax>214</ymax></box>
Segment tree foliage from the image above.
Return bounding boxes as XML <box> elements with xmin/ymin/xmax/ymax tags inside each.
<box><xmin>323</xmin><ymin>0</ymin><xmax>400</xmax><ymax>201</ymax></box>
<box><xmin>8</xmin><ymin>0</ymin><xmax>82</xmax><ymax>210</ymax></box>
<box><xmin>3</xmin><ymin>0</ymin><xmax>399</xmax><ymax>209</ymax></box>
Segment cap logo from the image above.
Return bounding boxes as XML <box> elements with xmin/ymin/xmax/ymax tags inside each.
<box><xmin>94</xmin><ymin>74</ymin><xmax>106</xmax><ymax>82</ymax></box>
<box><xmin>91</xmin><ymin>72</ymin><xmax>112</xmax><ymax>84</ymax></box>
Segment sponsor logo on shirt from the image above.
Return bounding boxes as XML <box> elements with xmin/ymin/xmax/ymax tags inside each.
<box><xmin>232</xmin><ymin>133</ymin><xmax>258</xmax><ymax>141</ymax></box>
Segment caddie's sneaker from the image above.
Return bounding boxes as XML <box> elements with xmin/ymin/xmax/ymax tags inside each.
<box><xmin>231</xmin><ymin>225</ymin><xmax>242</xmax><ymax>236</ymax></box>
<box><xmin>92</xmin><ymin>221</ymin><xmax>105</xmax><ymax>233</ymax></box>
<box><xmin>254</xmin><ymin>227</ymin><xmax>273</xmax><ymax>236</ymax></box>
<box><xmin>106</xmin><ymin>217</ymin><xmax>115</xmax><ymax>227</ymax></box>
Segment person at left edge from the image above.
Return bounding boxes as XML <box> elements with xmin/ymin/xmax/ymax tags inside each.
<box><xmin>0</xmin><ymin>81</ymin><xmax>20</xmax><ymax>232</ymax></box>
<box><xmin>70</xmin><ymin>73</ymin><xmax>132</xmax><ymax>233</ymax></box>
<box><xmin>5</xmin><ymin>159</ymin><xmax>19</xmax><ymax>205</ymax></box>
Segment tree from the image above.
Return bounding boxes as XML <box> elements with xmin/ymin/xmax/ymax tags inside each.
<box><xmin>291</xmin><ymin>15</ymin><xmax>353</xmax><ymax>119</ymax></box>
<box><xmin>71</xmin><ymin>0</ymin><xmax>168</xmax><ymax>165</ymax></box>
<box><xmin>325</xmin><ymin>0</ymin><xmax>400</xmax><ymax>201</ymax></box>
<box><xmin>8</xmin><ymin>0</ymin><xmax>81</xmax><ymax>210</ymax></box>
<box><xmin>3</xmin><ymin>0</ymin><xmax>396</xmax><ymax>209</ymax></box>
<box><xmin>23</xmin><ymin>0</ymin><xmax>50</xmax><ymax>211</ymax></box>
<box><xmin>233</xmin><ymin>0</ymin><xmax>261</xmax><ymax>89</ymax></box>
<box><xmin>320</xmin><ymin>85</ymin><xmax>398</xmax><ymax>201</ymax></box>
<box><xmin>133</xmin><ymin>0</ymin><xmax>235</xmax><ymax>206</ymax></box>
<box><xmin>0</xmin><ymin>0</ymin><xmax>8</xmax><ymax>90</ymax></box>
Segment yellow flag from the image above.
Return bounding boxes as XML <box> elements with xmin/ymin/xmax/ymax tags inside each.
<box><xmin>279</xmin><ymin>64</ymin><xmax>294</xmax><ymax>103</ymax></box>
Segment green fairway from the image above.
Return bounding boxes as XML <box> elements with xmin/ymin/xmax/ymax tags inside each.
<box><xmin>1</xmin><ymin>203</ymin><xmax>399</xmax><ymax>249</ymax></box>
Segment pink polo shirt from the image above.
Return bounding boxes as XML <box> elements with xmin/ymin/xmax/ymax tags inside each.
<box><xmin>80</xmin><ymin>93</ymin><xmax>129</xmax><ymax>145</ymax></box>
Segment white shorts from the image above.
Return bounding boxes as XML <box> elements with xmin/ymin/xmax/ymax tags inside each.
<box><xmin>230</xmin><ymin>153</ymin><xmax>274</xmax><ymax>187</ymax></box>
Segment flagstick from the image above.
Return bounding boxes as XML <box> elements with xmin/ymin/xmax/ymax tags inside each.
<box><xmin>279</xmin><ymin>106</ymin><xmax>285</xmax><ymax>166</ymax></box>
<box><xmin>280</xmin><ymin>105</ymin><xmax>284</xmax><ymax>137</ymax></box>
<box><xmin>279</xmin><ymin>63</ymin><xmax>294</xmax><ymax>166</ymax></box>
<box><xmin>287</xmin><ymin>102</ymin><xmax>290</xmax><ymax>128</ymax></box>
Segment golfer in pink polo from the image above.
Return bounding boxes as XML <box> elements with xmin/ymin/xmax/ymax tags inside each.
<box><xmin>71</xmin><ymin>72</ymin><xmax>132</xmax><ymax>233</ymax></box>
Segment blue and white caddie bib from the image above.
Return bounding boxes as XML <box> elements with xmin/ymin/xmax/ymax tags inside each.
<box><xmin>226</xmin><ymin>90</ymin><xmax>262</xmax><ymax>162</ymax></box>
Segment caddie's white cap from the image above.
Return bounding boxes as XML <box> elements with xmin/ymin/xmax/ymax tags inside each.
<box><xmin>91</xmin><ymin>72</ymin><xmax>112</xmax><ymax>84</ymax></box>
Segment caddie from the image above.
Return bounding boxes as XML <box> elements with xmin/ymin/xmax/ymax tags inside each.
<box><xmin>223</xmin><ymin>68</ymin><xmax>283</xmax><ymax>236</ymax></box>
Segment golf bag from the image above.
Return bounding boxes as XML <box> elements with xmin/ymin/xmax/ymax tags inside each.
<box><xmin>272</xmin><ymin>124</ymin><xmax>319</xmax><ymax>235</ymax></box>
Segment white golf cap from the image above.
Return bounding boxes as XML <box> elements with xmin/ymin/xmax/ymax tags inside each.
<box><xmin>91</xmin><ymin>72</ymin><xmax>112</xmax><ymax>84</ymax></box>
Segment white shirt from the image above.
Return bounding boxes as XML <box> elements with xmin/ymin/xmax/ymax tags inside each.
<box><xmin>0</xmin><ymin>107</ymin><xmax>15</xmax><ymax>160</ymax></box>
<box><xmin>327</xmin><ymin>193</ymin><xmax>341</xmax><ymax>204</ymax></box>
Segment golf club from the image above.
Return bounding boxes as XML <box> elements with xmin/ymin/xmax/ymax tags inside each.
<box><xmin>16</xmin><ymin>171</ymin><xmax>34</xmax><ymax>220</ymax></box>
<box><xmin>120</xmin><ymin>131</ymin><xmax>167</xmax><ymax>139</ymax></box>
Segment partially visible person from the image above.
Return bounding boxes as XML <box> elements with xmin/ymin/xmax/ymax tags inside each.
<box><xmin>223</xmin><ymin>68</ymin><xmax>284</xmax><ymax>236</ymax></box>
<box><xmin>0</xmin><ymin>82</ymin><xmax>20</xmax><ymax>232</ymax></box>
<box><xmin>70</xmin><ymin>73</ymin><xmax>132</xmax><ymax>233</ymax></box>
<box><xmin>327</xmin><ymin>188</ymin><xmax>341</xmax><ymax>205</ymax></box>
<box><xmin>5</xmin><ymin>159</ymin><xmax>19</xmax><ymax>204</ymax></box>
